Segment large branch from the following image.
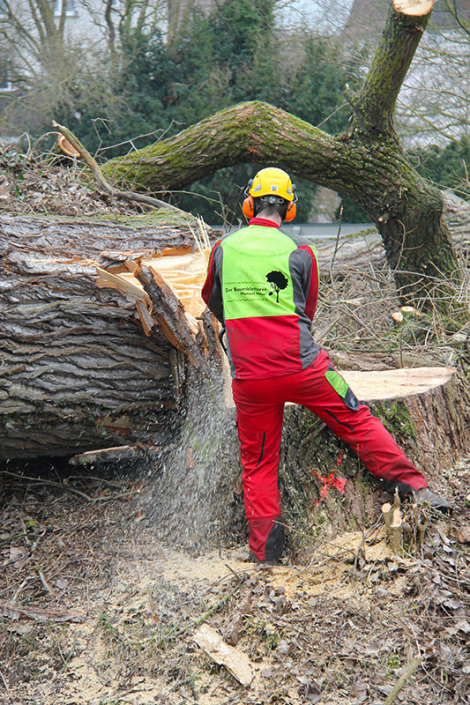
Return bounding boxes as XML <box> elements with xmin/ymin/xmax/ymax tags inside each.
<box><xmin>350</xmin><ymin>0</ymin><xmax>433</xmax><ymax>135</ymax></box>
<box><xmin>103</xmin><ymin>102</ymin><xmax>343</xmax><ymax>194</ymax></box>
<box><xmin>103</xmin><ymin>3</ymin><xmax>434</xmax><ymax>195</ymax></box>
<box><xmin>103</xmin><ymin>100</ymin><xmax>431</xmax><ymax>219</ymax></box>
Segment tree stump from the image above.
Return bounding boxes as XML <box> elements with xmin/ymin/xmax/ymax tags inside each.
<box><xmin>143</xmin><ymin>364</ymin><xmax>469</xmax><ymax>557</ymax></box>
<box><xmin>277</xmin><ymin>366</ymin><xmax>469</xmax><ymax>557</ymax></box>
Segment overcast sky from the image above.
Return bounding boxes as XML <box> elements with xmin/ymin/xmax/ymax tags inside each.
<box><xmin>278</xmin><ymin>0</ymin><xmax>354</xmax><ymax>32</ymax></box>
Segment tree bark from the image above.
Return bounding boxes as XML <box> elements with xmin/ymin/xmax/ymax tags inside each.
<box><xmin>102</xmin><ymin>0</ymin><xmax>466</xmax><ymax>317</ymax></box>
<box><xmin>0</xmin><ymin>214</ymin><xmax>214</xmax><ymax>459</ymax></box>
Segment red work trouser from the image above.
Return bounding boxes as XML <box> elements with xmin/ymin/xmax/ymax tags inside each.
<box><xmin>232</xmin><ymin>349</ymin><xmax>428</xmax><ymax>562</ymax></box>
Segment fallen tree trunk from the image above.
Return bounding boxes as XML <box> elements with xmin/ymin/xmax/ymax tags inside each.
<box><xmin>1</xmin><ymin>211</ymin><xmax>468</xmax><ymax>460</ymax></box>
<box><xmin>0</xmin><ymin>213</ymin><xmax>385</xmax><ymax>460</ymax></box>
<box><xmin>0</xmin><ymin>213</ymin><xmax>216</xmax><ymax>459</ymax></box>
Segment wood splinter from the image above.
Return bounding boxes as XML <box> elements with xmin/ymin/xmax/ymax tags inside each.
<box><xmin>382</xmin><ymin>491</ymin><xmax>403</xmax><ymax>554</ymax></box>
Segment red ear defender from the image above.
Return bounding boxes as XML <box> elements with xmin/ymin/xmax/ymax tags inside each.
<box><xmin>242</xmin><ymin>194</ymin><xmax>255</xmax><ymax>219</ymax></box>
<box><xmin>284</xmin><ymin>201</ymin><xmax>297</xmax><ymax>222</ymax></box>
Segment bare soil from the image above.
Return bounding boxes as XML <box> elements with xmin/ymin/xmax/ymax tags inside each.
<box><xmin>0</xmin><ymin>459</ymin><xmax>469</xmax><ymax>705</ymax></box>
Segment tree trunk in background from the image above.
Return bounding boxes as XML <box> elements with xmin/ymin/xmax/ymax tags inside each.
<box><xmin>102</xmin><ymin>0</ymin><xmax>467</xmax><ymax>318</ymax></box>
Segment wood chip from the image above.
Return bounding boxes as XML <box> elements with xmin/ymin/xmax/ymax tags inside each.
<box><xmin>457</xmin><ymin>526</ymin><xmax>470</xmax><ymax>544</ymax></box>
<box><xmin>194</xmin><ymin>623</ymin><xmax>254</xmax><ymax>685</ymax></box>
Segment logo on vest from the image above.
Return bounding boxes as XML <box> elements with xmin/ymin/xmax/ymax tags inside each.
<box><xmin>266</xmin><ymin>271</ymin><xmax>288</xmax><ymax>303</ymax></box>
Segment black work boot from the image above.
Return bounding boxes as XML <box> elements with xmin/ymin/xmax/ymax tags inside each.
<box><xmin>248</xmin><ymin>551</ymin><xmax>279</xmax><ymax>567</ymax></box>
<box><xmin>413</xmin><ymin>488</ymin><xmax>453</xmax><ymax>514</ymax></box>
<box><xmin>264</xmin><ymin>515</ymin><xmax>285</xmax><ymax>563</ymax></box>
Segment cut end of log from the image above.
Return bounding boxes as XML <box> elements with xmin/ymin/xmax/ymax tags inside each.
<box><xmin>393</xmin><ymin>0</ymin><xmax>433</xmax><ymax>16</ymax></box>
<box><xmin>341</xmin><ymin>367</ymin><xmax>455</xmax><ymax>403</ymax></box>
<box><xmin>57</xmin><ymin>134</ymin><xmax>81</xmax><ymax>158</ymax></box>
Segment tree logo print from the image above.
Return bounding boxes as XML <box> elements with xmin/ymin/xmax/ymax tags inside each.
<box><xmin>266</xmin><ymin>270</ymin><xmax>288</xmax><ymax>303</ymax></box>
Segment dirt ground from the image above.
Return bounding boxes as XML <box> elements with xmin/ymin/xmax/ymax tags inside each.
<box><xmin>1</xmin><ymin>458</ymin><xmax>469</xmax><ymax>705</ymax></box>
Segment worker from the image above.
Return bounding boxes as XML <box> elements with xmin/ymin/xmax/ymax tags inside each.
<box><xmin>201</xmin><ymin>167</ymin><xmax>452</xmax><ymax>564</ymax></box>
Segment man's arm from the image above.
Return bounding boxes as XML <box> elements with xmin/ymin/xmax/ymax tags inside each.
<box><xmin>201</xmin><ymin>241</ymin><xmax>225</xmax><ymax>323</ymax></box>
<box><xmin>298</xmin><ymin>244</ymin><xmax>319</xmax><ymax>322</ymax></box>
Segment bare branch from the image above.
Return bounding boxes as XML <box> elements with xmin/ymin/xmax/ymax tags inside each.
<box><xmin>53</xmin><ymin>121</ymin><xmax>187</xmax><ymax>214</ymax></box>
<box><xmin>352</xmin><ymin>1</ymin><xmax>433</xmax><ymax>135</ymax></box>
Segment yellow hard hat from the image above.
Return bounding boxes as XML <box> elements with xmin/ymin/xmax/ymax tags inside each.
<box><xmin>248</xmin><ymin>167</ymin><xmax>296</xmax><ymax>202</ymax></box>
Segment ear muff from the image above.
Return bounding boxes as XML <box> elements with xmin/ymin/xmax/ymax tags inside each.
<box><xmin>242</xmin><ymin>194</ymin><xmax>255</xmax><ymax>219</ymax></box>
<box><xmin>284</xmin><ymin>200</ymin><xmax>297</xmax><ymax>222</ymax></box>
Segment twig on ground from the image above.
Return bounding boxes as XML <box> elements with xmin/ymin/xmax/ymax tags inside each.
<box><xmin>0</xmin><ymin>600</ymin><xmax>86</xmax><ymax>623</ymax></box>
<box><xmin>0</xmin><ymin>470</ymin><xmax>139</xmax><ymax>503</ymax></box>
<box><xmin>0</xmin><ymin>668</ymin><xmax>9</xmax><ymax>692</ymax></box>
<box><xmin>384</xmin><ymin>656</ymin><xmax>422</xmax><ymax>705</ymax></box>
<box><xmin>37</xmin><ymin>569</ymin><xmax>56</xmax><ymax>597</ymax></box>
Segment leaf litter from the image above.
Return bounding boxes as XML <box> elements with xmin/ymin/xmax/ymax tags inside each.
<box><xmin>0</xmin><ymin>459</ymin><xmax>469</xmax><ymax>705</ymax></box>
<box><xmin>0</xmin><ymin>144</ymin><xmax>145</xmax><ymax>218</ymax></box>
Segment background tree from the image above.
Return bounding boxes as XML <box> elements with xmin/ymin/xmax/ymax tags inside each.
<box><xmin>99</xmin><ymin>0</ymin><xmax>468</xmax><ymax>320</ymax></box>
<box><xmin>0</xmin><ymin>0</ymin><xmax>356</xmax><ymax>223</ymax></box>
<box><xmin>310</xmin><ymin>0</ymin><xmax>470</xmax><ymax>218</ymax></box>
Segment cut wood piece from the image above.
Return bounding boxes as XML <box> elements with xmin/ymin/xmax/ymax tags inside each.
<box><xmin>382</xmin><ymin>501</ymin><xmax>403</xmax><ymax>554</ymax></box>
<box><xmin>69</xmin><ymin>444</ymin><xmax>160</xmax><ymax>466</ymax></box>
<box><xmin>393</xmin><ymin>0</ymin><xmax>433</xmax><ymax>17</ymax></box>
<box><xmin>194</xmin><ymin>624</ymin><xmax>254</xmax><ymax>686</ymax></box>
